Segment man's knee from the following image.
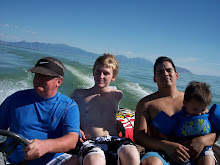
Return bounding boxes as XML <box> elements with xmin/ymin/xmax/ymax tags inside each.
<box><xmin>141</xmin><ymin>156</ymin><xmax>163</xmax><ymax>165</ymax></box>
<box><xmin>83</xmin><ymin>153</ymin><xmax>105</xmax><ymax>165</ymax></box>
<box><xmin>119</xmin><ymin>145</ymin><xmax>139</xmax><ymax>157</ymax></box>
<box><xmin>119</xmin><ymin>145</ymin><xmax>140</xmax><ymax>164</ymax></box>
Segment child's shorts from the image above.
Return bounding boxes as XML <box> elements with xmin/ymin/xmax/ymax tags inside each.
<box><xmin>78</xmin><ymin>135</ymin><xmax>135</xmax><ymax>165</ymax></box>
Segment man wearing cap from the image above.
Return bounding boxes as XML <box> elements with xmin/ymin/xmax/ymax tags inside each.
<box><xmin>0</xmin><ymin>57</ymin><xmax>80</xmax><ymax>164</ymax></box>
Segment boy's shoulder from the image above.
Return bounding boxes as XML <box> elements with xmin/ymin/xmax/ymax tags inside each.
<box><xmin>72</xmin><ymin>88</ymin><xmax>90</xmax><ymax>97</ymax></box>
<box><xmin>108</xmin><ymin>88</ymin><xmax>123</xmax><ymax>100</ymax></box>
<box><xmin>72</xmin><ymin>87</ymin><xmax>123</xmax><ymax>101</ymax></box>
<box><xmin>71</xmin><ymin>88</ymin><xmax>90</xmax><ymax>101</ymax></box>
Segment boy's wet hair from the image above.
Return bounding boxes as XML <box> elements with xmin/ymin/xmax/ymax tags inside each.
<box><xmin>184</xmin><ymin>81</ymin><xmax>212</xmax><ymax>106</ymax></box>
<box><xmin>93</xmin><ymin>53</ymin><xmax>119</xmax><ymax>78</ymax></box>
<box><xmin>154</xmin><ymin>56</ymin><xmax>176</xmax><ymax>75</ymax></box>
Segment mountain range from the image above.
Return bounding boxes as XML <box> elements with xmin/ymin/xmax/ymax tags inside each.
<box><xmin>0</xmin><ymin>40</ymin><xmax>192</xmax><ymax>74</ymax></box>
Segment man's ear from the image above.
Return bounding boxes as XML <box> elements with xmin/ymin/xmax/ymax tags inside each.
<box><xmin>176</xmin><ymin>72</ymin><xmax>179</xmax><ymax>79</ymax></box>
<box><xmin>57</xmin><ymin>77</ymin><xmax>63</xmax><ymax>87</ymax></box>
<box><xmin>183</xmin><ymin>100</ymin><xmax>186</xmax><ymax>107</ymax></box>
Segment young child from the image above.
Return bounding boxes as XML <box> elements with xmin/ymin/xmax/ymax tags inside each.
<box><xmin>152</xmin><ymin>81</ymin><xmax>220</xmax><ymax>165</ymax></box>
<box><xmin>71</xmin><ymin>53</ymin><xmax>140</xmax><ymax>165</ymax></box>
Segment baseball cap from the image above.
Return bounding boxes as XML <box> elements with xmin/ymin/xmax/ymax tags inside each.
<box><xmin>28</xmin><ymin>57</ymin><xmax>64</xmax><ymax>76</ymax></box>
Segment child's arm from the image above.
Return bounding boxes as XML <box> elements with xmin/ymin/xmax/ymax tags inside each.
<box><xmin>183</xmin><ymin>132</ymin><xmax>217</xmax><ymax>160</ymax></box>
<box><xmin>209</xmin><ymin>104</ymin><xmax>220</xmax><ymax>132</ymax></box>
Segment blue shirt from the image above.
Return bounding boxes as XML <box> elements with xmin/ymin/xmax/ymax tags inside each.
<box><xmin>0</xmin><ymin>89</ymin><xmax>80</xmax><ymax>165</ymax></box>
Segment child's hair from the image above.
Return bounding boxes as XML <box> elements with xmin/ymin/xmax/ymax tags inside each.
<box><xmin>93</xmin><ymin>53</ymin><xmax>119</xmax><ymax>78</ymax></box>
<box><xmin>184</xmin><ymin>81</ymin><xmax>212</xmax><ymax>106</ymax></box>
<box><xmin>154</xmin><ymin>56</ymin><xmax>176</xmax><ymax>75</ymax></box>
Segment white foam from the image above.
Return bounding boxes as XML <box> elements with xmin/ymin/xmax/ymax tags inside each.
<box><xmin>119</xmin><ymin>82</ymin><xmax>152</xmax><ymax>98</ymax></box>
<box><xmin>65</xmin><ymin>64</ymin><xmax>94</xmax><ymax>88</ymax></box>
<box><xmin>0</xmin><ymin>72</ymin><xmax>32</xmax><ymax>104</ymax></box>
<box><xmin>66</xmin><ymin>64</ymin><xmax>152</xmax><ymax>97</ymax></box>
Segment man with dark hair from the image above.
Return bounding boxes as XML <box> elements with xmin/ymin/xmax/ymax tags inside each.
<box><xmin>134</xmin><ymin>56</ymin><xmax>219</xmax><ymax>165</ymax></box>
<box><xmin>0</xmin><ymin>57</ymin><xmax>80</xmax><ymax>165</ymax></box>
<box><xmin>153</xmin><ymin>56</ymin><xmax>176</xmax><ymax>75</ymax></box>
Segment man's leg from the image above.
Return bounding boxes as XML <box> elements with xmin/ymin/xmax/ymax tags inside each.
<box><xmin>118</xmin><ymin>145</ymin><xmax>140</xmax><ymax>165</ymax></box>
<box><xmin>78</xmin><ymin>140</ymin><xmax>106</xmax><ymax>165</ymax></box>
<box><xmin>84</xmin><ymin>153</ymin><xmax>105</xmax><ymax>165</ymax></box>
<box><xmin>140</xmin><ymin>151</ymin><xmax>170</xmax><ymax>165</ymax></box>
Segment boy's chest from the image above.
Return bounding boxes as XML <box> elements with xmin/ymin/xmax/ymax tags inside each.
<box><xmin>80</xmin><ymin>95</ymin><xmax>118</xmax><ymax>115</ymax></box>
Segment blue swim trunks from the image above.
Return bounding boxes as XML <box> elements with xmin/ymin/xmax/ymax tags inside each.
<box><xmin>141</xmin><ymin>151</ymin><xmax>170</xmax><ymax>165</ymax></box>
<box><xmin>141</xmin><ymin>147</ymin><xmax>217</xmax><ymax>165</ymax></box>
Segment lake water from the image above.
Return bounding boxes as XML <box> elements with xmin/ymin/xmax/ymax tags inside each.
<box><xmin>0</xmin><ymin>44</ymin><xmax>219</xmax><ymax>145</ymax></box>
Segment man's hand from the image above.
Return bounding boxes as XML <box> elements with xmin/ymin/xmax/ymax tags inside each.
<box><xmin>164</xmin><ymin>141</ymin><xmax>190</xmax><ymax>164</ymax></box>
<box><xmin>23</xmin><ymin>139</ymin><xmax>48</xmax><ymax>160</ymax></box>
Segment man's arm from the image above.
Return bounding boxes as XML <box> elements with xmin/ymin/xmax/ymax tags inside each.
<box><xmin>23</xmin><ymin>132</ymin><xmax>79</xmax><ymax>160</ymax></box>
<box><xmin>134</xmin><ymin>99</ymin><xmax>170</xmax><ymax>150</ymax></box>
<box><xmin>24</xmin><ymin>99</ymin><xmax>80</xmax><ymax>160</ymax></box>
<box><xmin>0</xmin><ymin>95</ymin><xmax>13</xmax><ymax>130</ymax></box>
<box><xmin>134</xmin><ymin>100</ymin><xmax>190</xmax><ymax>164</ymax></box>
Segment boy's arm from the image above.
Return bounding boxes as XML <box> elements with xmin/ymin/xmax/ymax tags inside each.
<box><xmin>79</xmin><ymin>129</ymin><xmax>86</xmax><ymax>142</ymax></box>
<box><xmin>115</xmin><ymin>89</ymin><xmax>123</xmax><ymax>102</ymax></box>
<box><xmin>70</xmin><ymin>89</ymin><xmax>85</xmax><ymax>142</ymax></box>
<box><xmin>116</xmin><ymin>120</ymin><xmax>125</xmax><ymax>137</ymax></box>
<box><xmin>116</xmin><ymin>90</ymin><xmax>125</xmax><ymax>136</ymax></box>
<box><xmin>70</xmin><ymin>89</ymin><xmax>78</xmax><ymax>100</ymax></box>
<box><xmin>185</xmin><ymin>131</ymin><xmax>219</xmax><ymax>160</ymax></box>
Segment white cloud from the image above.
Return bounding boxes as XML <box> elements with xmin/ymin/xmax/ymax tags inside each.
<box><xmin>208</xmin><ymin>62</ymin><xmax>220</xmax><ymax>66</ymax></box>
<box><xmin>0</xmin><ymin>24</ymin><xmax>9</xmax><ymax>27</ymax></box>
<box><xmin>174</xmin><ymin>57</ymin><xmax>200</xmax><ymax>63</ymax></box>
<box><xmin>0</xmin><ymin>24</ymin><xmax>18</xmax><ymax>29</ymax></box>
<box><xmin>24</xmin><ymin>29</ymin><xmax>37</xmax><ymax>34</ymax></box>
<box><xmin>123</xmin><ymin>51</ymin><xmax>135</xmax><ymax>55</ymax></box>
<box><xmin>0</xmin><ymin>32</ymin><xmax>20</xmax><ymax>41</ymax></box>
<box><xmin>0</xmin><ymin>23</ymin><xmax>37</xmax><ymax>34</ymax></box>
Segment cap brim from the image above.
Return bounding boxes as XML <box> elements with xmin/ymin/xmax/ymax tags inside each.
<box><xmin>28</xmin><ymin>66</ymin><xmax>60</xmax><ymax>76</ymax></box>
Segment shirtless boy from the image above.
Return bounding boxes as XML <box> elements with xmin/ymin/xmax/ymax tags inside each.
<box><xmin>134</xmin><ymin>56</ymin><xmax>218</xmax><ymax>165</ymax></box>
<box><xmin>71</xmin><ymin>53</ymin><xmax>140</xmax><ymax>165</ymax></box>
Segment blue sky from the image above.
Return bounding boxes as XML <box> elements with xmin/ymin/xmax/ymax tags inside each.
<box><xmin>1</xmin><ymin>0</ymin><xmax>220</xmax><ymax>77</ymax></box>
